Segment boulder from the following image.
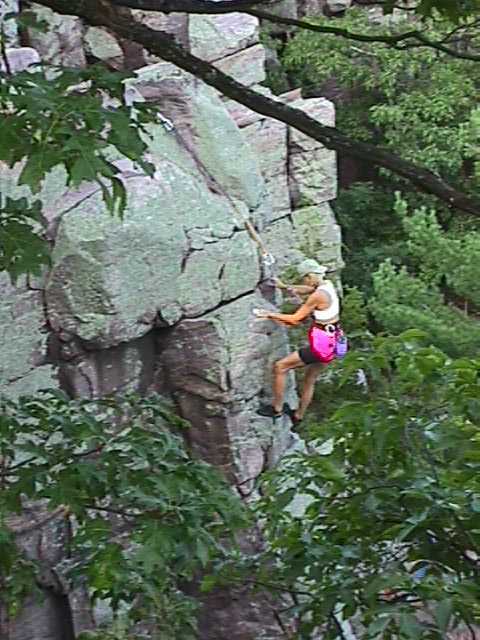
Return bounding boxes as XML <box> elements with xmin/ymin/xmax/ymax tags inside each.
<box><xmin>132</xmin><ymin>10</ymin><xmax>190</xmax><ymax>51</ymax></box>
<box><xmin>262</xmin><ymin>0</ymin><xmax>299</xmax><ymax>35</ymax></box>
<box><xmin>27</xmin><ymin>4</ymin><xmax>86</xmax><ymax>68</ymax></box>
<box><xmin>289</xmin><ymin>145</ymin><xmax>338</xmax><ymax>206</ymax></box>
<box><xmin>132</xmin><ymin>63</ymin><xmax>265</xmax><ymax>209</ymax></box>
<box><xmin>45</xmin><ymin>163</ymin><xmax>259</xmax><ymax>348</ymax></box>
<box><xmin>84</xmin><ymin>26</ymin><xmax>124</xmax><ymax>63</ymax></box>
<box><xmin>214</xmin><ymin>44</ymin><xmax>267</xmax><ymax>87</ymax></box>
<box><xmin>1</xmin><ymin>47</ymin><xmax>39</xmax><ymax>73</ymax></box>
<box><xmin>299</xmin><ymin>0</ymin><xmax>328</xmax><ymax>16</ymax></box>
<box><xmin>257</xmin><ymin>215</ymin><xmax>303</xmax><ymax>272</ymax></box>
<box><xmin>189</xmin><ymin>13</ymin><xmax>260</xmax><ymax>62</ymax></box>
<box><xmin>0</xmin><ymin>16</ymin><xmax>343</xmax><ymax>637</ymax></box>
<box><xmin>242</xmin><ymin>117</ymin><xmax>291</xmax><ymax>217</ymax></box>
<box><xmin>289</xmin><ymin>96</ymin><xmax>336</xmax><ymax>150</ymax></box>
<box><xmin>6</xmin><ymin>504</ymin><xmax>78</xmax><ymax>640</ymax></box>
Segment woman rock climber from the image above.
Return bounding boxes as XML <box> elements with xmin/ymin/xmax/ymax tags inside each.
<box><xmin>255</xmin><ymin>259</ymin><xmax>341</xmax><ymax>427</ymax></box>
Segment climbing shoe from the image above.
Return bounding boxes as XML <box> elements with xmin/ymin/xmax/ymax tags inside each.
<box><xmin>257</xmin><ymin>403</ymin><xmax>286</xmax><ymax>421</ymax></box>
<box><xmin>284</xmin><ymin>403</ymin><xmax>303</xmax><ymax>429</ymax></box>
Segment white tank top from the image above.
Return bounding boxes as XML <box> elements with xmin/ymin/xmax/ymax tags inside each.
<box><xmin>313</xmin><ymin>280</ymin><xmax>340</xmax><ymax>323</ymax></box>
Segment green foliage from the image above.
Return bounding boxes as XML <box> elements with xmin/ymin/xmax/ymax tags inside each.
<box><xmin>282</xmin><ymin>9</ymin><xmax>480</xmax><ymax>182</ymax></box>
<box><xmin>465</xmin><ymin>106</ymin><xmax>480</xmax><ymax>186</ymax></box>
<box><xmin>340</xmin><ymin>286</ymin><xmax>369</xmax><ymax>336</ymax></box>
<box><xmin>0</xmin><ymin>196</ymin><xmax>50</xmax><ymax>281</ymax></box>
<box><xmin>334</xmin><ymin>183</ymin><xmax>406</xmax><ymax>293</ymax></box>
<box><xmin>414</xmin><ymin>0</ymin><xmax>480</xmax><ymax>21</ymax></box>
<box><xmin>0</xmin><ymin>391</ymin><xmax>248</xmax><ymax>635</ymax></box>
<box><xmin>370</xmin><ymin>196</ymin><xmax>480</xmax><ymax>356</ymax></box>
<box><xmin>0</xmin><ymin>64</ymin><xmax>158</xmax><ymax>280</ymax></box>
<box><xmin>259</xmin><ymin>29</ymin><xmax>290</xmax><ymax>95</ymax></box>
<box><xmin>248</xmin><ymin>334</ymin><xmax>480</xmax><ymax>638</ymax></box>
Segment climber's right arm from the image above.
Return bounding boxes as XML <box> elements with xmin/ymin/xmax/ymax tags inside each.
<box><xmin>274</xmin><ymin>278</ymin><xmax>315</xmax><ymax>296</ymax></box>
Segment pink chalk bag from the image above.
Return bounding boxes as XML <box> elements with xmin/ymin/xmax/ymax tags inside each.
<box><xmin>308</xmin><ymin>323</ymin><xmax>348</xmax><ymax>363</ymax></box>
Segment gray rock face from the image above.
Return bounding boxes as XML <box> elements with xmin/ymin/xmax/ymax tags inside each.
<box><xmin>133</xmin><ymin>9</ymin><xmax>190</xmax><ymax>52</ymax></box>
<box><xmin>298</xmin><ymin>0</ymin><xmax>328</xmax><ymax>15</ymax></box>
<box><xmin>326</xmin><ymin>0</ymin><xmax>352</xmax><ymax>12</ymax></box>
<box><xmin>45</xmin><ymin>164</ymin><xmax>259</xmax><ymax>348</ymax></box>
<box><xmin>214</xmin><ymin>43</ymin><xmax>266</xmax><ymax>86</ymax></box>
<box><xmin>0</xmin><ymin>10</ymin><xmax>342</xmax><ymax>640</ymax></box>
<box><xmin>288</xmin><ymin>97</ymin><xmax>337</xmax><ymax>207</ymax></box>
<box><xmin>162</xmin><ymin>292</ymin><xmax>295</xmax><ymax>481</ymax></box>
<box><xmin>0</xmin><ymin>273</ymin><xmax>56</xmax><ymax>396</ymax></box>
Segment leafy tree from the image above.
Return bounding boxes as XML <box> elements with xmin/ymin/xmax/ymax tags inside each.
<box><xmin>333</xmin><ymin>183</ymin><xmax>406</xmax><ymax>294</ymax></box>
<box><xmin>214</xmin><ymin>333</ymin><xmax>480</xmax><ymax>639</ymax></box>
<box><xmin>281</xmin><ymin>8</ymin><xmax>480</xmax><ymax>189</ymax></box>
<box><xmin>0</xmin><ymin>391</ymin><xmax>247</xmax><ymax>637</ymax></box>
<box><xmin>278</xmin><ymin>6</ymin><xmax>480</xmax><ymax>322</ymax></box>
<box><xmin>370</xmin><ymin>196</ymin><xmax>480</xmax><ymax>357</ymax></box>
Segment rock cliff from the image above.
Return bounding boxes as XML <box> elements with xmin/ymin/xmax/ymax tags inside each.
<box><xmin>0</xmin><ymin>7</ymin><xmax>342</xmax><ymax>638</ymax></box>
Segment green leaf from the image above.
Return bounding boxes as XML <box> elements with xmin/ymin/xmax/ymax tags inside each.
<box><xmin>200</xmin><ymin>574</ymin><xmax>217</xmax><ymax>593</ymax></box>
<box><xmin>18</xmin><ymin>156</ymin><xmax>47</xmax><ymax>193</ymax></box>
<box><xmin>399</xmin><ymin>613</ymin><xmax>424</xmax><ymax>639</ymax></box>
<box><xmin>69</xmin><ymin>156</ymin><xmax>96</xmax><ymax>186</ymax></box>
<box><xmin>367</xmin><ymin>615</ymin><xmax>392</xmax><ymax>636</ymax></box>
<box><xmin>196</xmin><ymin>538</ymin><xmax>210</xmax><ymax>568</ymax></box>
<box><xmin>434</xmin><ymin>599</ymin><xmax>453</xmax><ymax>633</ymax></box>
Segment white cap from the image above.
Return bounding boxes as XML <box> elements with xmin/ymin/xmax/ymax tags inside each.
<box><xmin>297</xmin><ymin>259</ymin><xmax>328</xmax><ymax>279</ymax></box>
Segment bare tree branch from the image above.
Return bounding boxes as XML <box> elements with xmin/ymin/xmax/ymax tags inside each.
<box><xmin>33</xmin><ymin>0</ymin><xmax>480</xmax><ymax>216</ymax></box>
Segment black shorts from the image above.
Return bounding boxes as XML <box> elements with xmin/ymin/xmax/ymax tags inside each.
<box><xmin>298</xmin><ymin>346</ymin><xmax>321</xmax><ymax>365</ymax></box>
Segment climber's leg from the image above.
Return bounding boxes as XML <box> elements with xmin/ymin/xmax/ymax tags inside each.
<box><xmin>257</xmin><ymin>351</ymin><xmax>304</xmax><ymax>419</ymax></box>
<box><xmin>271</xmin><ymin>351</ymin><xmax>305</xmax><ymax>414</ymax></box>
<box><xmin>296</xmin><ymin>361</ymin><xmax>325</xmax><ymax>420</ymax></box>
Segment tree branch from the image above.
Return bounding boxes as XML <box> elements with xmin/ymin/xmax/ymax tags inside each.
<box><xmin>34</xmin><ymin>0</ymin><xmax>480</xmax><ymax>217</ymax></box>
<box><xmin>0</xmin><ymin>25</ymin><xmax>12</xmax><ymax>75</ymax></box>
<box><xmin>109</xmin><ymin>0</ymin><xmax>275</xmax><ymax>13</ymax></box>
<box><xmin>248</xmin><ymin>10</ymin><xmax>480</xmax><ymax>62</ymax></box>
<box><xmin>108</xmin><ymin>0</ymin><xmax>480</xmax><ymax>61</ymax></box>
<box><xmin>355</xmin><ymin>0</ymin><xmax>417</xmax><ymax>10</ymax></box>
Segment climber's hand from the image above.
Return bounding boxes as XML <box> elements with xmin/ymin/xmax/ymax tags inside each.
<box><xmin>274</xmin><ymin>278</ymin><xmax>287</xmax><ymax>290</ymax></box>
<box><xmin>252</xmin><ymin>308</ymin><xmax>271</xmax><ymax>319</ymax></box>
